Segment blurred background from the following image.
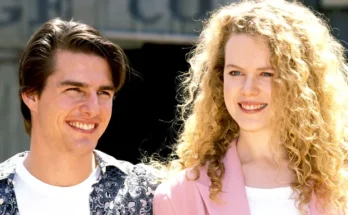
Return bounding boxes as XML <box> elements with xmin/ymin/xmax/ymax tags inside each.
<box><xmin>0</xmin><ymin>0</ymin><xmax>347</xmax><ymax>163</ymax></box>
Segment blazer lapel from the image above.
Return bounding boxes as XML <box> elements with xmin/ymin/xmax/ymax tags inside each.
<box><xmin>194</xmin><ymin>139</ymin><xmax>325</xmax><ymax>215</ymax></box>
<box><xmin>194</xmin><ymin>139</ymin><xmax>251</xmax><ymax>215</ymax></box>
<box><xmin>309</xmin><ymin>192</ymin><xmax>335</xmax><ymax>215</ymax></box>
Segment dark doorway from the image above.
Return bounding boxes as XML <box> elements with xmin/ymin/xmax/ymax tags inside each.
<box><xmin>97</xmin><ymin>43</ymin><xmax>192</xmax><ymax>164</ymax></box>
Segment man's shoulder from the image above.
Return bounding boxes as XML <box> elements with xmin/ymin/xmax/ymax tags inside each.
<box><xmin>113</xmin><ymin>163</ymin><xmax>161</xmax><ymax>214</ymax></box>
<box><xmin>95</xmin><ymin>149</ymin><xmax>160</xmax><ymax>182</ymax></box>
<box><xmin>94</xmin><ymin>149</ymin><xmax>134</xmax><ymax>174</ymax></box>
<box><xmin>0</xmin><ymin>152</ymin><xmax>27</xmax><ymax>181</ymax></box>
<box><xmin>94</xmin><ymin>150</ymin><xmax>161</xmax><ymax>214</ymax></box>
<box><xmin>124</xmin><ymin>162</ymin><xmax>161</xmax><ymax>188</ymax></box>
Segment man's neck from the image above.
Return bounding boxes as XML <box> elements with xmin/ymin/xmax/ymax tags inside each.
<box><xmin>23</xmin><ymin>147</ymin><xmax>96</xmax><ymax>187</ymax></box>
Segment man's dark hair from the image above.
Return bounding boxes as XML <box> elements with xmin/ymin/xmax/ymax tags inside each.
<box><xmin>19</xmin><ymin>17</ymin><xmax>128</xmax><ymax>135</ymax></box>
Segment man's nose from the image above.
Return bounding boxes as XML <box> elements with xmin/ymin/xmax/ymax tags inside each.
<box><xmin>80</xmin><ymin>93</ymin><xmax>100</xmax><ymax>118</ymax></box>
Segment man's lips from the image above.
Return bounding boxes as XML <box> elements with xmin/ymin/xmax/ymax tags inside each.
<box><xmin>66</xmin><ymin>121</ymin><xmax>99</xmax><ymax>132</ymax></box>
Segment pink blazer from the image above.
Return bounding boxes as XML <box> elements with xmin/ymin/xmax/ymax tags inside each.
<box><xmin>153</xmin><ymin>139</ymin><xmax>328</xmax><ymax>215</ymax></box>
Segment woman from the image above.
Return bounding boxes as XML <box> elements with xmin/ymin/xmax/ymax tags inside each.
<box><xmin>153</xmin><ymin>0</ymin><xmax>348</xmax><ymax>214</ymax></box>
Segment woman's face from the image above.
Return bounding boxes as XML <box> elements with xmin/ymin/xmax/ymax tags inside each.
<box><xmin>223</xmin><ymin>34</ymin><xmax>275</xmax><ymax>133</ymax></box>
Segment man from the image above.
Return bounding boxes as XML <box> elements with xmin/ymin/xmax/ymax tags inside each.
<box><xmin>0</xmin><ymin>18</ymin><xmax>159</xmax><ymax>215</ymax></box>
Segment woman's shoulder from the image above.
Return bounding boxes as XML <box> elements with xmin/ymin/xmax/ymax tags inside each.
<box><xmin>153</xmin><ymin>166</ymin><xmax>210</xmax><ymax>214</ymax></box>
<box><xmin>155</xmin><ymin>166</ymin><xmax>208</xmax><ymax>197</ymax></box>
<box><xmin>155</xmin><ymin>169</ymin><xmax>189</xmax><ymax>193</ymax></box>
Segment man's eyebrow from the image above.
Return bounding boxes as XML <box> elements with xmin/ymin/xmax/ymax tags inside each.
<box><xmin>59</xmin><ymin>80</ymin><xmax>87</xmax><ymax>88</ymax></box>
<box><xmin>99</xmin><ymin>85</ymin><xmax>116</xmax><ymax>92</ymax></box>
<box><xmin>59</xmin><ymin>80</ymin><xmax>116</xmax><ymax>91</ymax></box>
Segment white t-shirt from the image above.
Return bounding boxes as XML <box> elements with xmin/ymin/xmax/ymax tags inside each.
<box><xmin>246</xmin><ymin>186</ymin><xmax>308</xmax><ymax>215</ymax></box>
<box><xmin>13</xmin><ymin>159</ymin><xmax>101</xmax><ymax>215</ymax></box>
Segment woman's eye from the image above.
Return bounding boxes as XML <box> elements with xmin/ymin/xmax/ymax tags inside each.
<box><xmin>261</xmin><ymin>72</ymin><xmax>274</xmax><ymax>77</ymax></box>
<box><xmin>229</xmin><ymin>71</ymin><xmax>242</xmax><ymax>76</ymax></box>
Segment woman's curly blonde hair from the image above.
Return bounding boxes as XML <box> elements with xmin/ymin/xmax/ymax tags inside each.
<box><xmin>158</xmin><ymin>0</ymin><xmax>348</xmax><ymax>213</ymax></box>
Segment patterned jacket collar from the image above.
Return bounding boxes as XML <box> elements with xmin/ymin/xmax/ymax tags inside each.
<box><xmin>0</xmin><ymin>151</ymin><xmax>27</xmax><ymax>183</ymax></box>
<box><xmin>0</xmin><ymin>150</ymin><xmax>160</xmax><ymax>215</ymax></box>
<box><xmin>0</xmin><ymin>150</ymin><xmax>130</xmax><ymax>182</ymax></box>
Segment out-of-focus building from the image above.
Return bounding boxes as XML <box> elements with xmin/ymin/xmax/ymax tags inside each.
<box><xmin>0</xmin><ymin>0</ymin><xmax>347</xmax><ymax>162</ymax></box>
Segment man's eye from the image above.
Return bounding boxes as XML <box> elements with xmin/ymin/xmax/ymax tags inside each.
<box><xmin>66</xmin><ymin>88</ymin><xmax>82</xmax><ymax>92</ymax></box>
<box><xmin>98</xmin><ymin>91</ymin><xmax>111</xmax><ymax>96</ymax></box>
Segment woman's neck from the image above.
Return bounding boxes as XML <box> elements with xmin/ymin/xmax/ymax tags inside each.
<box><xmin>237</xmin><ymin>129</ymin><xmax>286</xmax><ymax>164</ymax></box>
<box><xmin>237</xmin><ymin>129</ymin><xmax>295</xmax><ymax>188</ymax></box>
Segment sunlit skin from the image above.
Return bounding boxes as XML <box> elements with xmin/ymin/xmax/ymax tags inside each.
<box><xmin>224</xmin><ymin>34</ymin><xmax>294</xmax><ymax>188</ymax></box>
<box><xmin>21</xmin><ymin>50</ymin><xmax>115</xmax><ymax>186</ymax></box>
<box><xmin>224</xmin><ymin>34</ymin><xmax>274</xmax><ymax>133</ymax></box>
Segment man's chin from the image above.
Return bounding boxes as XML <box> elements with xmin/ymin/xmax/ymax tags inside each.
<box><xmin>67</xmin><ymin>139</ymin><xmax>98</xmax><ymax>152</ymax></box>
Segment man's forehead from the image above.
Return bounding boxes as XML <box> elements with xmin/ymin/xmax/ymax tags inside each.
<box><xmin>50</xmin><ymin>50</ymin><xmax>113</xmax><ymax>86</ymax></box>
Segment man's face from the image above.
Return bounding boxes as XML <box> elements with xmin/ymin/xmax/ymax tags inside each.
<box><xmin>26</xmin><ymin>50</ymin><xmax>115</xmax><ymax>155</ymax></box>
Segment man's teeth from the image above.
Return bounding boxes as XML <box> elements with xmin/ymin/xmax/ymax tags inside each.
<box><xmin>68</xmin><ymin>122</ymin><xmax>95</xmax><ymax>130</ymax></box>
<box><xmin>241</xmin><ymin>104</ymin><xmax>266</xmax><ymax>110</ymax></box>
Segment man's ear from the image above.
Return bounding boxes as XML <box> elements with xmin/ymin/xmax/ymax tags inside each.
<box><xmin>21</xmin><ymin>92</ymin><xmax>38</xmax><ymax>113</ymax></box>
